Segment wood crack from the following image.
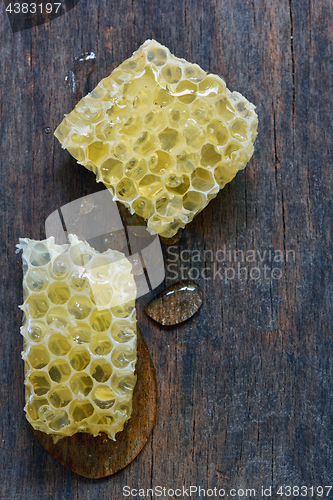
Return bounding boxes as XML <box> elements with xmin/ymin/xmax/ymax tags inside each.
<box><xmin>289</xmin><ymin>0</ymin><xmax>296</xmax><ymax>118</ymax></box>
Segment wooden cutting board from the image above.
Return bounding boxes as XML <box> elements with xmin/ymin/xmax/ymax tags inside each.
<box><xmin>32</xmin><ymin>327</ymin><xmax>158</xmax><ymax>478</ymax></box>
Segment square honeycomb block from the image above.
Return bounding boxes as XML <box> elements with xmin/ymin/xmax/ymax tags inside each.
<box><xmin>55</xmin><ymin>40</ymin><xmax>258</xmax><ymax>238</ymax></box>
<box><xmin>17</xmin><ymin>234</ymin><xmax>137</xmax><ymax>440</ymax></box>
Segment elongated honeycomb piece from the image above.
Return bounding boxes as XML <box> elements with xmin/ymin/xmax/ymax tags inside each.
<box><xmin>55</xmin><ymin>40</ymin><xmax>258</xmax><ymax>238</ymax></box>
<box><xmin>17</xmin><ymin>234</ymin><xmax>137</xmax><ymax>440</ymax></box>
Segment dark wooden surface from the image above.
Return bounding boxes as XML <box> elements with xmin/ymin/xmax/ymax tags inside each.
<box><xmin>1</xmin><ymin>0</ymin><xmax>333</xmax><ymax>498</ymax></box>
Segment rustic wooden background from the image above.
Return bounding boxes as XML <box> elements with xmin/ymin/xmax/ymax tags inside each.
<box><xmin>1</xmin><ymin>0</ymin><xmax>333</xmax><ymax>498</ymax></box>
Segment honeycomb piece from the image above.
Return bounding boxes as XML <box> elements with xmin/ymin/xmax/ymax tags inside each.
<box><xmin>17</xmin><ymin>234</ymin><xmax>137</xmax><ymax>440</ymax></box>
<box><xmin>55</xmin><ymin>40</ymin><xmax>258</xmax><ymax>238</ymax></box>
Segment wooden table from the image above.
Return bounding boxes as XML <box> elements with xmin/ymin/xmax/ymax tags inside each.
<box><xmin>1</xmin><ymin>0</ymin><xmax>332</xmax><ymax>498</ymax></box>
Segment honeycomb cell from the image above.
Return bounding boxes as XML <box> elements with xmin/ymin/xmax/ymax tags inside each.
<box><xmin>47</xmin><ymin>282</ymin><xmax>70</xmax><ymax>305</ymax></box>
<box><xmin>215</xmin><ymin>97</ymin><xmax>236</xmax><ymax>121</ymax></box>
<box><xmin>112</xmin><ymin>372</ymin><xmax>136</xmax><ymax>396</ymax></box>
<box><xmin>48</xmin><ymin>410</ymin><xmax>70</xmax><ymax>431</ymax></box>
<box><xmin>132</xmin><ymin>197</ymin><xmax>154</xmax><ymax>219</ymax></box>
<box><xmin>49</xmin><ymin>255</ymin><xmax>70</xmax><ymax>280</ymax></box>
<box><xmin>125</xmin><ymin>158</ymin><xmax>147</xmax><ymax>181</ymax></box>
<box><xmin>147</xmin><ymin>46</ymin><xmax>168</xmax><ymax>66</ymax></box>
<box><xmin>19</xmin><ymin>235</ymin><xmax>137</xmax><ymax>440</ymax></box>
<box><xmin>165</xmin><ymin>172</ymin><xmax>190</xmax><ymax>195</ymax></box>
<box><xmin>158</xmin><ymin>128</ymin><xmax>180</xmax><ymax>152</ymax></box>
<box><xmin>48</xmin><ymin>333</ymin><xmax>71</xmax><ymax>356</ymax></box>
<box><xmin>214</xmin><ymin>164</ymin><xmax>236</xmax><ymax>188</ymax></box>
<box><xmin>29</xmin><ymin>243</ymin><xmax>51</xmax><ymax>267</ymax></box>
<box><xmin>116</xmin><ymin>178</ymin><xmax>138</xmax><ymax>201</ymax></box>
<box><xmin>89</xmin><ymin>334</ymin><xmax>113</xmax><ymax>356</ymax></box>
<box><xmin>46</xmin><ymin>307</ymin><xmax>69</xmax><ymax>328</ymax></box>
<box><xmin>230</xmin><ymin>119</ymin><xmax>248</xmax><ymax>141</ymax></box>
<box><xmin>207</xmin><ymin>120</ymin><xmax>229</xmax><ymax>146</ymax></box>
<box><xmin>100</xmin><ymin>158</ymin><xmax>124</xmax><ymax>185</ymax></box>
<box><xmin>69</xmin><ymin>346</ymin><xmax>90</xmax><ymax>371</ymax></box>
<box><xmin>26</xmin><ymin>398</ymin><xmax>49</xmax><ymax>421</ymax></box>
<box><xmin>26</xmin><ymin>321</ymin><xmax>46</xmax><ymax>342</ymax></box>
<box><xmin>184</xmin><ymin>64</ymin><xmax>206</xmax><ymax>82</ymax></box>
<box><xmin>94</xmin><ymin>414</ymin><xmax>117</xmax><ymax>426</ymax></box>
<box><xmin>149</xmin><ymin>150</ymin><xmax>174</xmax><ymax>175</ymax></box>
<box><xmin>25</xmin><ymin>294</ymin><xmax>49</xmax><ymax>319</ymax></box>
<box><xmin>68</xmin><ymin>295</ymin><xmax>92</xmax><ymax>320</ymax></box>
<box><xmin>225</xmin><ymin>141</ymin><xmax>242</xmax><ymax>159</ymax></box>
<box><xmin>70</xmin><ymin>373</ymin><xmax>93</xmax><ymax>397</ymax></box>
<box><xmin>76</xmin><ymin>105</ymin><xmax>103</xmax><ymax>124</ymax></box>
<box><xmin>120</xmin><ymin>115</ymin><xmax>142</xmax><ymax>136</ymax></box>
<box><xmin>89</xmin><ymin>256</ymin><xmax>113</xmax><ymax>280</ymax></box>
<box><xmin>162</xmin><ymin>64</ymin><xmax>182</xmax><ymax>84</ymax></box>
<box><xmin>69</xmin><ymin>244</ymin><xmax>93</xmax><ymax>266</ymax></box>
<box><xmin>133</xmin><ymin>131</ymin><xmax>156</xmax><ymax>155</ymax></box>
<box><xmin>26</xmin><ymin>268</ymin><xmax>49</xmax><ymax>292</ymax></box>
<box><xmin>95</xmin><ymin>122</ymin><xmax>118</xmax><ymax>142</ymax></box>
<box><xmin>29</xmin><ymin>372</ymin><xmax>51</xmax><ymax>396</ymax></box>
<box><xmin>191</xmin><ymin>99</ymin><xmax>215</xmax><ymax>125</ymax></box>
<box><xmin>139</xmin><ymin>174</ymin><xmax>164</xmax><ymax>199</ymax></box>
<box><xmin>68</xmin><ymin>322</ymin><xmax>92</xmax><ymax>344</ymax></box>
<box><xmin>38</xmin><ymin>405</ymin><xmax>56</xmax><ymax>423</ymax></box>
<box><xmin>92</xmin><ymin>385</ymin><xmax>116</xmax><ymax>410</ymax></box>
<box><xmin>86</xmin><ymin>141</ymin><xmax>109</xmax><ymax>164</ymax></box>
<box><xmin>132</xmin><ymin>89</ymin><xmax>150</xmax><ymax>112</ymax></box>
<box><xmin>48</xmin><ymin>385</ymin><xmax>72</xmax><ymax>408</ymax></box>
<box><xmin>156</xmin><ymin>194</ymin><xmax>183</xmax><ymax>217</ymax></box>
<box><xmin>176</xmin><ymin>152</ymin><xmax>199</xmax><ymax>173</ymax></box>
<box><xmin>111</xmin><ymin>320</ymin><xmax>136</xmax><ymax>343</ymax></box>
<box><xmin>111</xmin><ymin>346</ymin><xmax>136</xmax><ymax>369</ymax></box>
<box><xmin>191</xmin><ymin>168</ymin><xmax>215</xmax><ymax>192</ymax></box>
<box><xmin>114</xmin><ymin>401</ymin><xmax>132</xmax><ymax>415</ymax></box>
<box><xmin>111</xmin><ymin>300</ymin><xmax>135</xmax><ymax>318</ymax></box>
<box><xmin>71</xmin><ymin>132</ymin><xmax>93</xmax><ymax>147</ymax></box>
<box><xmin>89</xmin><ymin>309</ymin><xmax>112</xmax><ymax>332</ymax></box>
<box><xmin>168</xmin><ymin>106</ymin><xmax>190</xmax><ymax>132</ymax></box>
<box><xmin>154</xmin><ymin>88</ymin><xmax>174</xmax><ymax>107</ymax></box>
<box><xmin>48</xmin><ymin>359</ymin><xmax>71</xmax><ymax>383</ymax></box>
<box><xmin>183</xmin><ymin>190</ymin><xmax>207</xmax><ymax>212</ymax></box>
<box><xmin>144</xmin><ymin>109</ymin><xmax>167</xmax><ymax>132</ymax></box>
<box><xmin>70</xmin><ymin>401</ymin><xmax>94</xmax><ymax>422</ymax></box>
<box><xmin>27</xmin><ymin>345</ymin><xmax>50</xmax><ymax>369</ymax></box>
<box><xmin>69</xmin><ymin>272</ymin><xmax>89</xmax><ymax>292</ymax></box>
<box><xmin>90</xmin><ymin>359</ymin><xmax>113</xmax><ymax>382</ymax></box>
<box><xmin>112</xmin><ymin>139</ymin><xmax>131</xmax><ymax>160</ymax></box>
<box><xmin>184</xmin><ymin>120</ymin><xmax>206</xmax><ymax>150</ymax></box>
<box><xmin>200</xmin><ymin>143</ymin><xmax>221</xmax><ymax>168</ymax></box>
<box><xmin>67</xmin><ymin>146</ymin><xmax>85</xmax><ymax>162</ymax></box>
<box><xmin>151</xmin><ymin>216</ymin><xmax>183</xmax><ymax>238</ymax></box>
<box><xmin>175</xmin><ymin>80</ymin><xmax>197</xmax><ymax>104</ymax></box>
<box><xmin>198</xmin><ymin>76</ymin><xmax>226</xmax><ymax>97</ymax></box>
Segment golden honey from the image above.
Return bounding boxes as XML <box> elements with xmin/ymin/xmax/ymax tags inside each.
<box><xmin>55</xmin><ymin>40</ymin><xmax>258</xmax><ymax>238</ymax></box>
<box><xmin>18</xmin><ymin>235</ymin><xmax>137</xmax><ymax>440</ymax></box>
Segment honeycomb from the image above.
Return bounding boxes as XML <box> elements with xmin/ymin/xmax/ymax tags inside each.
<box><xmin>55</xmin><ymin>40</ymin><xmax>258</xmax><ymax>238</ymax></box>
<box><xmin>17</xmin><ymin>234</ymin><xmax>137</xmax><ymax>440</ymax></box>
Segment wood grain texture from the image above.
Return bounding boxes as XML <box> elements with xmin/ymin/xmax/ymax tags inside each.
<box><xmin>1</xmin><ymin>0</ymin><xmax>333</xmax><ymax>498</ymax></box>
<box><xmin>32</xmin><ymin>327</ymin><xmax>158</xmax><ymax>479</ymax></box>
